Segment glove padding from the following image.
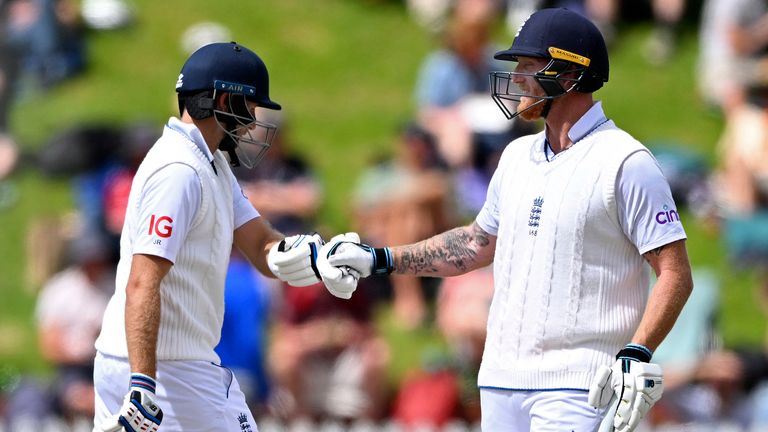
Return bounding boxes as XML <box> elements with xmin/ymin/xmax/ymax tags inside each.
<box><xmin>316</xmin><ymin>233</ymin><xmax>362</xmax><ymax>299</ymax></box>
<box><xmin>98</xmin><ymin>374</ymin><xmax>163</xmax><ymax>432</ymax></box>
<box><xmin>325</xmin><ymin>241</ymin><xmax>393</xmax><ymax>279</ymax></box>
<box><xmin>588</xmin><ymin>348</ymin><xmax>663</xmax><ymax>432</ymax></box>
<box><xmin>267</xmin><ymin>233</ymin><xmax>324</xmax><ymax>287</ymax></box>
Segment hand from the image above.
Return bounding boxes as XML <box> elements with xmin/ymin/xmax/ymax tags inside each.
<box><xmin>325</xmin><ymin>240</ymin><xmax>394</xmax><ymax>279</ymax></box>
<box><xmin>98</xmin><ymin>373</ymin><xmax>163</xmax><ymax>432</ymax></box>
<box><xmin>316</xmin><ymin>233</ymin><xmax>362</xmax><ymax>299</ymax></box>
<box><xmin>267</xmin><ymin>233</ymin><xmax>324</xmax><ymax>286</ymax></box>
<box><xmin>588</xmin><ymin>344</ymin><xmax>663</xmax><ymax>432</ymax></box>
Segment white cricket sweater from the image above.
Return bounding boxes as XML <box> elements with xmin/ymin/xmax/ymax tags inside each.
<box><xmin>477</xmin><ymin>121</ymin><xmax>651</xmax><ymax>391</ymax></box>
<box><xmin>95</xmin><ymin>126</ymin><xmax>235</xmax><ymax>363</ymax></box>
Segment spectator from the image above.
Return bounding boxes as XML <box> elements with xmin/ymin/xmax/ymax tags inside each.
<box><xmin>35</xmin><ymin>233</ymin><xmax>113</xmax><ymax>422</ymax></box>
<box><xmin>4</xmin><ymin>0</ymin><xmax>85</xmax><ymax>90</ymax></box>
<box><xmin>267</xmin><ymin>278</ymin><xmax>390</xmax><ymax>422</ymax></box>
<box><xmin>697</xmin><ymin>0</ymin><xmax>767</xmax><ymax>111</ymax></box>
<box><xmin>36</xmin><ymin>122</ymin><xmax>156</xmax><ymax>256</ymax></box>
<box><xmin>233</xmin><ymin>109</ymin><xmax>321</xmax><ymax>236</ymax></box>
<box><xmin>352</xmin><ymin>123</ymin><xmax>452</xmax><ymax>328</ymax></box>
<box><xmin>706</xmin><ymin>0</ymin><xmax>768</xmax><ymax>359</ymax></box>
<box><xmin>0</xmin><ymin>1</ymin><xmax>20</xmax><ymax>134</ymax></box>
<box><xmin>388</xmin><ymin>266</ymin><xmax>494</xmax><ymax>428</ymax></box>
<box><xmin>435</xmin><ymin>265</ymin><xmax>494</xmax><ymax>422</ymax></box>
<box><xmin>414</xmin><ymin>0</ymin><xmax>511</xmax><ymax>169</ymax></box>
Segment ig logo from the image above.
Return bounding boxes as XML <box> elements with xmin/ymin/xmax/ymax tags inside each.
<box><xmin>148</xmin><ymin>214</ymin><xmax>173</xmax><ymax>238</ymax></box>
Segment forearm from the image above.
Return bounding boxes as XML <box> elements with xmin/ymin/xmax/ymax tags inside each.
<box><xmin>391</xmin><ymin>221</ymin><xmax>495</xmax><ymax>277</ymax></box>
<box><xmin>234</xmin><ymin>217</ymin><xmax>284</xmax><ymax>277</ymax></box>
<box><xmin>124</xmin><ymin>254</ymin><xmax>171</xmax><ymax>378</ymax></box>
<box><xmin>125</xmin><ymin>280</ymin><xmax>161</xmax><ymax>378</ymax></box>
<box><xmin>632</xmin><ymin>244</ymin><xmax>693</xmax><ymax>352</ymax></box>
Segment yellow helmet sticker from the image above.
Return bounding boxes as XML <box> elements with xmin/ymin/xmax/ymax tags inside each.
<box><xmin>548</xmin><ymin>47</ymin><xmax>591</xmax><ymax>66</ymax></box>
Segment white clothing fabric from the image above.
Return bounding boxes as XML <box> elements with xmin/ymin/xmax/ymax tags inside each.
<box><xmin>479</xmin><ymin>387</ymin><xmax>604</xmax><ymax>431</ymax></box>
<box><xmin>475</xmin><ymin>102</ymin><xmax>686</xmax><ymax>391</ymax></box>
<box><xmin>93</xmin><ymin>352</ymin><xmax>258</xmax><ymax>432</ymax></box>
<box><xmin>36</xmin><ymin>267</ymin><xmax>111</xmax><ymax>361</ymax></box>
<box><xmin>479</xmin><ymin>102</ymin><xmax>684</xmax><ymax>255</ymax></box>
<box><xmin>95</xmin><ymin>117</ymin><xmax>259</xmax><ymax>363</ymax></box>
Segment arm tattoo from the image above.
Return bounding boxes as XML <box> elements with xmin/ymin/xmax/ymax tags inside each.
<box><xmin>642</xmin><ymin>245</ymin><xmax>665</xmax><ymax>265</ymax></box>
<box><xmin>396</xmin><ymin>223</ymin><xmax>490</xmax><ymax>274</ymax></box>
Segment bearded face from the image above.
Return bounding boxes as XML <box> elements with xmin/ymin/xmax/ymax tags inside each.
<box><xmin>516</xmin><ymin>83</ymin><xmax>547</xmax><ymax>121</ymax></box>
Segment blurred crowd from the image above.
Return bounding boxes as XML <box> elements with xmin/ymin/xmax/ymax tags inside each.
<box><xmin>2</xmin><ymin>0</ymin><xmax>768</xmax><ymax>431</ymax></box>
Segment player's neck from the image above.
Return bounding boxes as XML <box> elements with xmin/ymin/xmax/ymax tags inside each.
<box><xmin>180</xmin><ymin>113</ymin><xmax>223</xmax><ymax>155</ymax></box>
<box><xmin>544</xmin><ymin>94</ymin><xmax>594</xmax><ymax>154</ymax></box>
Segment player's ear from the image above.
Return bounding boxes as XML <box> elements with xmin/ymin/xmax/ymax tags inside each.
<box><xmin>215</xmin><ymin>92</ymin><xmax>230</xmax><ymax>111</ymax></box>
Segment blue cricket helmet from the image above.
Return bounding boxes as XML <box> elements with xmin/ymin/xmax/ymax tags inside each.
<box><xmin>495</xmin><ymin>8</ymin><xmax>609</xmax><ymax>93</ymax></box>
<box><xmin>176</xmin><ymin>41</ymin><xmax>281</xmax><ymax>110</ymax></box>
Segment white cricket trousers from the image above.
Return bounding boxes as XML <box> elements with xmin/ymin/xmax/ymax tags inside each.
<box><xmin>480</xmin><ymin>387</ymin><xmax>606</xmax><ymax>431</ymax></box>
<box><xmin>93</xmin><ymin>351</ymin><xmax>258</xmax><ymax>431</ymax></box>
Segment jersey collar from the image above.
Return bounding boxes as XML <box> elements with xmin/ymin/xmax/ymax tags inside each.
<box><xmin>567</xmin><ymin>101</ymin><xmax>607</xmax><ymax>144</ymax></box>
<box><xmin>166</xmin><ymin>117</ymin><xmax>215</xmax><ymax>163</ymax></box>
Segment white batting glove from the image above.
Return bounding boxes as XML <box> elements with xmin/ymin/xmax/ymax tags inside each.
<box><xmin>325</xmin><ymin>241</ymin><xmax>394</xmax><ymax>279</ymax></box>
<box><xmin>267</xmin><ymin>233</ymin><xmax>324</xmax><ymax>287</ymax></box>
<box><xmin>98</xmin><ymin>373</ymin><xmax>163</xmax><ymax>432</ymax></box>
<box><xmin>588</xmin><ymin>344</ymin><xmax>664</xmax><ymax>432</ymax></box>
<box><xmin>316</xmin><ymin>233</ymin><xmax>362</xmax><ymax>299</ymax></box>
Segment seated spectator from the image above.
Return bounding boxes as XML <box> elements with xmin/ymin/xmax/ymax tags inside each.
<box><xmin>34</xmin><ymin>233</ymin><xmax>113</xmax><ymax>423</ymax></box>
<box><xmin>390</xmin><ymin>266</ymin><xmax>493</xmax><ymax>428</ymax></box>
<box><xmin>434</xmin><ymin>265</ymin><xmax>494</xmax><ymax>422</ymax></box>
<box><xmin>233</xmin><ymin>109</ymin><xmax>321</xmax><ymax>236</ymax></box>
<box><xmin>36</xmin><ymin>121</ymin><xmax>156</xmax><ymax>256</ymax></box>
<box><xmin>414</xmin><ymin>0</ymin><xmax>510</xmax><ymax>169</ymax></box>
<box><xmin>4</xmin><ymin>0</ymin><xmax>85</xmax><ymax>90</ymax></box>
<box><xmin>267</xmin><ymin>278</ymin><xmax>390</xmax><ymax>422</ymax></box>
<box><xmin>352</xmin><ymin>123</ymin><xmax>452</xmax><ymax>328</ymax></box>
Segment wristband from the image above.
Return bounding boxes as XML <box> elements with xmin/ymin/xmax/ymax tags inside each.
<box><xmin>131</xmin><ymin>373</ymin><xmax>157</xmax><ymax>394</ymax></box>
<box><xmin>372</xmin><ymin>247</ymin><xmax>394</xmax><ymax>275</ymax></box>
<box><xmin>616</xmin><ymin>343</ymin><xmax>653</xmax><ymax>363</ymax></box>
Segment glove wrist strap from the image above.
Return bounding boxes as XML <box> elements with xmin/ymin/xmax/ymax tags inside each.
<box><xmin>372</xmin><ymin>247</ymin><xmax>394</xmax><ymax>275</ymax></box>
<box><xmin>131</xmin><ymin>373</ymin><xmax>157</xmax><ymax>394</ymax></box>
<box><xmin>616</xmin><ymin>343</ymin><xmax>653</xmax><ymax>363</ymax></box>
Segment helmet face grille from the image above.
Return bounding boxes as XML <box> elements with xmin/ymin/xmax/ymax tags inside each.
<box><xmin>213</xmin><ymin>90</ymin><xmax>278</xmax><ymax>169</ymax></box>
<box><xmin>489</xmin><ymin>59</ymin><xmax>583</xmax><ymax>120</ymax></box>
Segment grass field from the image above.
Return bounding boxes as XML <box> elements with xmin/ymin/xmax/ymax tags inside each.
<box><xmin>0</xmin><ymin>0</ymin><xmax>764</xmax><ymax>381</ymax></box>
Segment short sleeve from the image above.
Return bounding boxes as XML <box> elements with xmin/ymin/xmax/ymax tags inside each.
<box><xmin>475</xmin><ymin>165</ymin><xmax>502</xmax><ymax>236</ymax></box>
<box><xmin>231</xmin><ymin>172</ymin><xmax>260</xmax><ymax>228</ymax></box>
<box><xmin>616</xmin><ymin>151</ymin><xmax>687</xmax><ymax>254</ymax></box>
<box><xmin>132</xmin><ymin>163</ymin><xmax>201</xmax><ymax>263</ymax></box>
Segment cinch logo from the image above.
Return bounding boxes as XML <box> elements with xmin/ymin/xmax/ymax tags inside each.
<box><xmin>655</xmin><ymin>205</ymin><xmax>680</xmax><ymax>225</ymax></box>
<box><xmin>175</xmin><ymin>73</ymin><xmax>183</xmax><ymax>89</ymax></box>
<box><xmin>148</xmin><ymin>214</ymin><xmax>173</xmax><ymax>238</ymax></box>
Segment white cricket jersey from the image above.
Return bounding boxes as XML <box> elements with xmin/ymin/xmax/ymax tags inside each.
<box><xmin>475</xmin><ymin>102</ymin><xmax>686</xmax><ymax>391</ymax></box>
<box><xmin>95</xmin><ymin>117</ymin><xmax>259</xmax><ymax>362</ymax></box>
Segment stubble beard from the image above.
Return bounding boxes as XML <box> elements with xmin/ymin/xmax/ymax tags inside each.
<box><xmin>516</xmin><ymin>84</ymin><xmax>547</xmax><ymax>121</ymax></box>
<box><xmin>517</xmin><ymin>98</ymin><xmax>544</xmax><ymax>121</ymax></box>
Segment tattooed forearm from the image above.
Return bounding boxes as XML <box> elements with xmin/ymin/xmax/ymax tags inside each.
<box><xmin>642</xmin><ymin>245</ymin><xmax>665</xmax><ymax>264</ymax></box>
<box><xmin>394</xmin><ymin>223</ymin><xmax>493</xmax><ymax>276</ymax></box>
